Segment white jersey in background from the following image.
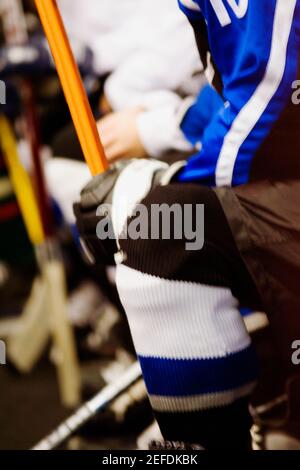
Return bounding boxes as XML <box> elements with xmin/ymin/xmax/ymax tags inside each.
<box><xmin>58</xmin><ymin>0</ymin><xmax>204</xmax><ymax>157</ymax></box>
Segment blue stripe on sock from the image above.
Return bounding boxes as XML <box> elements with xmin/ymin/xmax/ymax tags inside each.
<box><xmin>138</xmin><ymin>345</ymin><xmax>258</xmax><ymax>397</ymax></box>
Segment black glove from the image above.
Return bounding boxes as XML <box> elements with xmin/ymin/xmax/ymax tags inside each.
<box><xmin>74</xmin><ymin>161</ymin><xmax>127</xmax><ymax>265</ymax></box>
<box><xmin>74</xmin><ymin>159</ymin><xmax>186</xmax><ymax>266</ymax></box>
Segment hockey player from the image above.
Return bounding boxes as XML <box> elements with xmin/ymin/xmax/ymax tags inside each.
<box><xmin>75</xmin><ymin>0</ymin><xmax>300</xmax><ymax>449</ymax></box>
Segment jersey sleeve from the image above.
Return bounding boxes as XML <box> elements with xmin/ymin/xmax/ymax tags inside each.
<box><xmin>178</xmin><ymin>0</ymin><xmax>299</xmax><ymax>187</ymax></box>
<box><xmin>180</xmin><ymin>84</ymin><xmax>224</xmax><ymax>147</ymax></box>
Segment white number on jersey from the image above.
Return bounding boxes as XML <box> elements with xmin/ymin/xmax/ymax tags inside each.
<box><xmin>210</xmin><ymin>0</ymin><xmax>248</xmax><ymax>26</ymax></box>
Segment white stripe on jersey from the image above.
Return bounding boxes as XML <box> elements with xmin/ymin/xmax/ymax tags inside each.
<box><xmin>215</xmin><ymin>0</ymin><xmax>297</xmax><ymax>187</ymax></box>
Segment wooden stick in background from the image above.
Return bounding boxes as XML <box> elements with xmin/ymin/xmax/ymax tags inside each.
<box><xmin>0</xmin><ymin>115</ymin><xmax>45</xmax><ymax>247</ymax></box>
<box><xmin>34</xmin><ymin>0</ymin><xmax>108</xmax><ymax>176</ymax></box>
<box><xmin>0</xmin><ymin>0</ymin><xmax>81</xmax><ymax>408</ymax></box>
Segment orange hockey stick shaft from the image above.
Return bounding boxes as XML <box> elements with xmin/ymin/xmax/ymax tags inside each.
<box><xmin>34</xmin><ymin>0</ymin><xmax>108</xmax><ymax>176</ymax></box>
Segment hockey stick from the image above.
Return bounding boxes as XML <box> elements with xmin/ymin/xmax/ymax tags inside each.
<box><xmin>22</xmin><ymin>80</ymin><xmax>54</xmax><ymax>238</ymax></box>
<box><xmin>32</xmin><ymin>361</ymin><xmax>142</xmax><ymax>450</ymax></box>
<box><xmin>0</xmin><ymin>115</ymin><xmax>44</xmax><ymax>247</ymax></box>
<box><xmin>34</xmin><ymin>0</ymin><xmax>108</xmax><ymax>176</ymax></box>
<box><xmin>0</xmin><ymin>115</ymin><xmax>50</xmax><ymax>371</ymax></box>
<box><xmin>0</xmin><ymin>1</ymin><xmax>81</xmax><ymax>407</ymax></box>
<box><xmin>0</xmin><ymin>116</ymin><xmax>80</xmax><ymax>406</ymax></box>
<box><xmin>21</xmin><ymin>65</ymin><xmax>81</xmax><ymax>409</ymax></box>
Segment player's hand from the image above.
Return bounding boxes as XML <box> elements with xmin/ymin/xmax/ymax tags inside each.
<box><xmin>97</xmin><ymin>107</ymin><xmax>147</xmax><ymax>163</ymax></box>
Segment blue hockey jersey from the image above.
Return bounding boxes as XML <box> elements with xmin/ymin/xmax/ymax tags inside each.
<box><xmin>178</xmin><ymin>0</ymin><xmax>300</xmax><ymax>187</ymax></box>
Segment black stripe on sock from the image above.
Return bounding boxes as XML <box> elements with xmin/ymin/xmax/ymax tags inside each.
<box><xmin>154</xmin><ymin>396</ymin><xmax>252</xmax><ymax>450</ymax></box>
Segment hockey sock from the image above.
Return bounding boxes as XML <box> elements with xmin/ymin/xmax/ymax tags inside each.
<box><xmin>117</xmin><ymin>265</ymin><xmax>258</xmax><ymax>449</ymax></box>
<box><xmin>116</xmin><ymin>183</ymin><xmax>259</xmax><ymax>449</ymax></box>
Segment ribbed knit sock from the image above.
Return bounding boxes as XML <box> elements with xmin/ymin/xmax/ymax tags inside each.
<box><xmin>116</xmin><ymin>264</ymin><xmax>258</xmax><ymax>449</ymax></box>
